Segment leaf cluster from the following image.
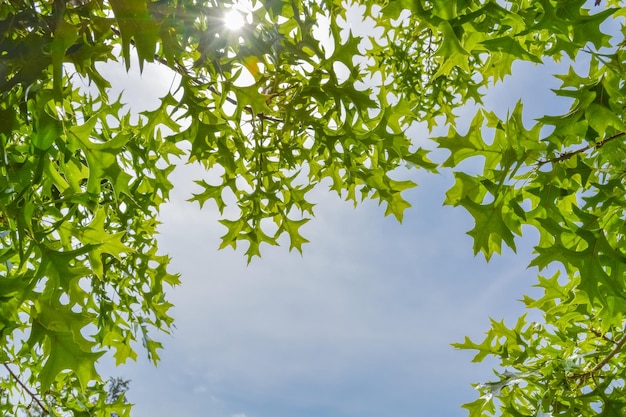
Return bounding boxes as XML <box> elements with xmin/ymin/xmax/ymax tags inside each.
<box><xmin>0</xmin><ymin>0</ymin><xmax>179</xmax><ymax>413</ymax></box>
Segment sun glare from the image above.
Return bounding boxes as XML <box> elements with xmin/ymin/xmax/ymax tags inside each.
<box><xmin>224</xmin><ymin>9</ymin><xmax>245</xmax><ymax>30</ymax></box>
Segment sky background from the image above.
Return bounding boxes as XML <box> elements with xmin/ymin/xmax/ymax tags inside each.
<box><xmin>91</xmin><ymin>4</ymin><xmax>613</xmax><ymax>416</ymax></box>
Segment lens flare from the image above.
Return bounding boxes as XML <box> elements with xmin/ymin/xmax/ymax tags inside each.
<box><xmin>224</xmin><ymin>9</ymin><xmax>244</xmax><ymax>30</ymax></box>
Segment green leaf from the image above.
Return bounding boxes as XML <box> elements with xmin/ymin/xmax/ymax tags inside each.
<box><xmin>51</xmin><ymin>17</ymin><xmax>78</xmax><ymax>97</ymax></box>
<box><xmin>59</xmin><ymin>209</ymin><xmax>132</xmax><ymax>279</ymax></box>
<box><xmin>433</xmin><ymin>21</ymin><xmax>470</xmax><ymax>77</ymax></box>
<box><xmin>282</xmin><ymin>217</ymin><xmax>310</xmax><ymax>253</ymax></box>
<box><xmin>190</xmin><ymin>180</ymin><xmax>227</xmax><ymax>213</ymax></box>
<box><xmin>444</xmin><ymin>172</ymin><xmax>486</xmax><ymax>207</ymax></box>
<box><xmin>32</xmin><ymin>103</ymin><xmax>62</xmax><ymax>151</ymax></box>
<box><xmin>40</xmin><ymin>330</ymin><xmax>105</xmax><ymax>392</ymax></box>
<box><xmin>379</xmin><ymin>0</ymin><xmax>420</xmax><ymax>19</ymax></box>
<box><xmin>462</xmin><ymin>197</ymin><xmax>518</xmax><ymax>259</ymax></box>
<box><xmin>68</xmin><ymin>116</ymin><xmax>133</xmax><ymax>197</ymax></box>
<box><xmin>462</xmin><ymin>397</ymin><xmax>495</xmax><ymax>417</ymax></box>
<box><xmin>480</xmin><ymin>37</ymin><xmax>542</xmax><ymax>64</ymax></box>
<box><xmin>437</xmin><ymin>111</ymin><xmax>492</xmax><ymax>168</ymax></box>
<box><xmin>218</xmin><ymin>218</ymin><xmax>246</xmax><ymax>251</ymax></box>
<box><xmin>432</xmin><ymin>2</ymin><xmax>458</xmax><ymax>20</ymax></box>
<box><xmin>109</xmin><ymin>0</ymin><xmax>160</xmax><ymax>70</ymax></box>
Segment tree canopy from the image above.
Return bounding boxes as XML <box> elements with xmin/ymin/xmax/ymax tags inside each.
<box><xmin>0</xmin><ymin>0</ymin><xmax>625</xmax><ymax>416</ymax></box>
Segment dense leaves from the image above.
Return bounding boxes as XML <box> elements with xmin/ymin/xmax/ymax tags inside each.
<box><xmin>0</xmin><ymin>0</ymin><xmax>625</xmax><ymax>416</ymax></box>
<box><xmin>368</xmin><ymin>1</ymin><xmax>626</xmax><ymax>415</ymax></box>
<box><xmin>421</xmin><ymin>2</ymin><xmax>626</xmax><ymax>416</ymax></box>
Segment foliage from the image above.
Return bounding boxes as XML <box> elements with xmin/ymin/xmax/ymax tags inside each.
<box><xmin>409</xmin><ymin>1</ymin><xmax>626</xmax><ymax>416</ymax></box>
<box><xmin>0</xmin><ymin>0</ymin><xmax>625</xmax><ymax>416</ymax></box>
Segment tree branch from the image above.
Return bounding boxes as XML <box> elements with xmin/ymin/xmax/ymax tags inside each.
<box><xmin>589</xmin><ymin>331</ymin><xmax>626</xmax><ymax>374</ymax></box>
<box><xmin>3</xmin><ymin>363</ymin><xmax>48</xmax><ymax>414</ymax></box>
<box><xmin>536</xmin><ymin>131</ymin><xmax>625</xmax><ymax>167</ymax></box>
<box><xmin>575</xmin><ymin>330</ymin><xmax>626</xmax><ymax>384</ymax></box>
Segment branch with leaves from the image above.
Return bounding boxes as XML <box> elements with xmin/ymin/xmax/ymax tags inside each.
<box><xmin>577</xmin><ymin>329</ymin><xmax>626</xmax><ymax>381</ymax></box>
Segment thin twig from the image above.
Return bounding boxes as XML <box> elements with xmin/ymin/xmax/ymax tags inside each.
<box><xmin>536</xmin><ymin>131</ymin><xmax>625</xmax><ymax>167</ymax></box>
<box><xmin>3</xmin><ymin>363</ymin><xmax>48</xmax><ymax>414</ymax></box>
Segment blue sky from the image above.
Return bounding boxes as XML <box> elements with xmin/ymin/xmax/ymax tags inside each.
<box><xmin>102</xmin><ymin>167</ymin><xmax>539</xmax><ymax>417</ymax></box>
<box><xmin>91</xmin><ymin>9</ymin><xmax>600</xmax><ymax>417</ymax></box>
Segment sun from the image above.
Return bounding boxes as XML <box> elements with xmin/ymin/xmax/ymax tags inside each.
<box><xmin>224</xmin><ymin>9</ymin><xmax>245</xmax><ymax>30</ymax></box>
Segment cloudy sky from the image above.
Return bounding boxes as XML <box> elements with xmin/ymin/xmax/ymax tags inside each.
<box><xmin>92</xmin><ymin>6</ymin><xmax>606</xmax><ymax>417</ymax></box>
